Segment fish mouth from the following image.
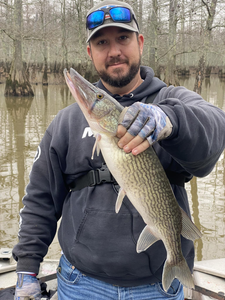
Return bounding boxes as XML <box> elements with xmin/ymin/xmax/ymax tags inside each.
<box><xmin>64</xmin><ymin>67</ymin><xmax>124</xmax><ymax>134</ymax></box>
<box><xmin>63</xmin><ymin>68</ymin><xmax>99</xmax><ymax>115</ymax></box>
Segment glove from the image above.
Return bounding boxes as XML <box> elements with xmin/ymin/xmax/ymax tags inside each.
<box><xmin>15</xmin><ymin>273</ymin><xmax>42</xmax><ymax>300</ymax></box>
<box><xmin>119</xmin><ymin>102</ymin><xmax>172</xmax><ymax>145</ymax></box>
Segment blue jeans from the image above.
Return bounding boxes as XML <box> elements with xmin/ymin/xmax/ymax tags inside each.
<box><xmin>57</xmin><ymin>255</ymin><xmax>184</xmax><ymax>300</ymax></box>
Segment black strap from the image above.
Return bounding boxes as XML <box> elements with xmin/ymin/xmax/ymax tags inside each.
<box><xmin>69</xmin><ymin>164</ymin><xmax>116</xmax><ymax>191</ymax></box>
<box><xmin>69</xmin><ymin>164</ymin><xmax>186</xmax><ymax>191</ymax></box>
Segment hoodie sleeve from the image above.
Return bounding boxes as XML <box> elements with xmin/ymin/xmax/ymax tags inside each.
<box><xmin>156</xmin><ymin>86</ymin><xmax>225</xmax><ymax>177</ymax></box>
<box><xmin>12</xmin><ymin>120</ymin><xmax>69</xmax><ymax>275</ymax></box>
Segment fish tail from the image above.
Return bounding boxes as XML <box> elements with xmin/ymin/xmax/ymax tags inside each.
<box><xmin>162</xmin><ymin>258</ymin><xmax>195</xmax><ymax>292</ymax></box>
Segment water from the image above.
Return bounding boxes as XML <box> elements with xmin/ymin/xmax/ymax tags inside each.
<box><xmin>0</xmin><ymin>74</ymin><xmax>225</xmax><ymax>263</ymax></box>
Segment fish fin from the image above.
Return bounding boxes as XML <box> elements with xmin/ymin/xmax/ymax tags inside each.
<box><xmin>162</xmin><ymin>257</ymin><xmax>195</xmax><ymax>292</ymax></box>
<box><xmin>180</xmin><ymin>208</ymin><xmax>202</xmax><ymax>241</ymax></box>
<box><xmin>115</xmin><ymin>188</ymin><xmax>126</xmax><ymax>213</ymax></box>
<box><xmin>91</xmin><ymin>134</ymin><xmax>101</xmax><ymax>159</ymax></box>
<box><xmin>136</xmin><ymin>225</ymin><xmax>160</xmax><ymax>253</ymax></box>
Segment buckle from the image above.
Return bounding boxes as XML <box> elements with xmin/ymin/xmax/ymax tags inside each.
<box><xmin>88</xmin><ymin>170</ymin><xmax>97</xmax><ymax>186</ymax></box>
<box><xmin>96</xmin><ymin>164</ymin><xmax>113</xmax><ymax>185</ymax></box>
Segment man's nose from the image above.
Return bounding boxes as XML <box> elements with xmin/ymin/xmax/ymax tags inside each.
<box><xmin>108</xmin><ymin>41</ymin><xmax>122</xmax><ymax>57</ymax></box>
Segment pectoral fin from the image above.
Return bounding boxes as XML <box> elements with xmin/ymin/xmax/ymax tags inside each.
<box><xmin>115</xmin><ymin>188</ymin><xmax>126</xmax><ymax>213</ymax></box>
<box><xmin>180</xmin><ymin>208</ymin><xmax>202</xmax><ymax>241</ymax></box>
<box><xmin>91</xmin><ymin>134</ymin><xmax>101</xmax><ymax>159</ymax></box>
<box><xmin>136</xmin><ymin>225</ymin><xmax>160</xmax><ymax>253</ymax></box>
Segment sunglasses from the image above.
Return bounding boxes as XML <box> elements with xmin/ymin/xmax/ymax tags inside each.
<box><xmin>86</xmin><ymin>6</ymin><xmax>137</xmax><ymax>30</ymax></box>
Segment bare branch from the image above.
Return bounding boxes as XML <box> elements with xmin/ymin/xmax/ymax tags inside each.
<box><xmin>174</xmin><ymin>46</ymin><xmax>203</xmax><ymax>57</ymax></box>
<box><xmin>1</xmin><ymin>29</ymin><xmax>15</xmax><ymax>41</ymax></box>
<box><xmin>201</xmin><ymin>0</ymin><xmax>211</xmax><ymax>17</ymax></box>
<box><xmin>211</xmin><ymin>24</ymin><xmax>225</xmax><ymax>30</ymax></box>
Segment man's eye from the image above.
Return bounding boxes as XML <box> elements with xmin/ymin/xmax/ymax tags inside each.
<box><xmin>119</xmin><ymin>36</ymin><xmax>128</xmax><ymax>40</ymax></box>
<box><xmin>98</xmin><ymin>40</ymin><xmax>107</xmax><ymax>45</ymax></box>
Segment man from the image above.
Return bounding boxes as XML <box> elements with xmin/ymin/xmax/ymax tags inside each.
<box><xmin>13</xmin><ymin>1</ymin><xmax>225</xmax><ymax>299</ymax></box>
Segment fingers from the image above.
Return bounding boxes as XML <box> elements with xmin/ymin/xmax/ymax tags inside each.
<box><xmin>117</xmin><ymin>125</ymin><xmax>150</xmax><ymax>155</ymax></box>
<box><xmin>117</xmin><ymin>124</ymin><xmax>127</xmax><ymax>139</ymax></box>
<box><xmin>131</xmin><ymin>140</ymin><xmax>150</xmax><ymax>155</ymax></box>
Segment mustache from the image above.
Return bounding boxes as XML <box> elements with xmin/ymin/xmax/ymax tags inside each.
<box><xmin>105</xmin><ymin>58</ymin><xmax>129</xmax><ymax>68</ymax></box>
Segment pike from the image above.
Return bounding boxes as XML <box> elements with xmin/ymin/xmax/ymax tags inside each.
<box><xmin>63</xmin><ymin>68</ymin><xmax>202</xmax><ymax>292</ymax></box>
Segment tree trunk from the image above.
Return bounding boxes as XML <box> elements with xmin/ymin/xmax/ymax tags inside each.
<box><xmin>164</xmin><ymin>0</ymin><xmax>179</xmax><ymax>86</ymax></box>
<box><xmin>204</xmin><ymin>0</ymin><xmax>217</xmax><ymax>77</ymax></box>
<box><xmin>61</xmin><ymin>0</ymin><xmax>68</xmax><ymax>70</ymax></box>
<box><xmin>41</xmin><ymin>0</ymin><xmax>48</xmax><ymax>85</ymax></box>
<box><xmin>42</xmin><ymin>56</ymin><xmax>48</xmax><ymax>85</ymax></box>
<box><xmin>4</xmin><ymin>0</ymin><xmax>34</xmax><ymax>96</ymax></box>
<box><xmin>194</xmin><ymin>0</ymin><xmax>217</xmax><ymax>92</ymax></box>
<box><xmin>195</xmin><ymin>0</ymin><xmax>217</xmax><ymax>83</ymax></box>
<box><xmin>138</xmin><ymin>0</ymin><xmax>143</xmax><ymax>32</ymax></box>
<box><xmin>193</xmin><ymin>55</ymin><xmax>205</xmax><ymax>94</ymax></box>
<box><xmin>149</xmin><ymin>0</ymin><xmax>159</xmax><ymax>76</ymax></box>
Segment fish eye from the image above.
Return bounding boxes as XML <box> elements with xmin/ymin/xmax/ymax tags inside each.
<box><xmin>96</xmin><ymin>93</ymin><xmax>104</xmax><ymax>100</ymax></box>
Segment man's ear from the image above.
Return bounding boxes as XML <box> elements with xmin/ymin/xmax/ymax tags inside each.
<box><xmin>87</xmin><ymin>45</ymin><xmax>92</xmax><ymax>60</ymax></box>
<box><xmin>138</xmin><ymin>34</ymin><xmax>144</xmax><ymax>56</ymax></box>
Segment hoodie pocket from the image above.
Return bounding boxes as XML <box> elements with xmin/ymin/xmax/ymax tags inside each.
<box><xmin>67</xmin><ymin>208</ymin><xmax>155</xmax><ymax>278</ymax></box>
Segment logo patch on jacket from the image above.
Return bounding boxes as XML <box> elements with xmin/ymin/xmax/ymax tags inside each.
<box><xmin>82</xmin><ymin>127</ymin><xmax>94</xmax><ymax>139</ymax></box>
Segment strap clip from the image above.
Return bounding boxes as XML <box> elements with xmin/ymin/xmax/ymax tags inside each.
<box><xmin>93</xmin><ymin>164</ymin><xmax>114</xmax><ymax>185</ymax></box>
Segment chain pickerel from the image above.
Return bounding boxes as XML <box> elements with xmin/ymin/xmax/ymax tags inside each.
<box><xmin>64</xmin><ymin>68</ymin><xmax>202</xmax><ymax>292</ymax></box>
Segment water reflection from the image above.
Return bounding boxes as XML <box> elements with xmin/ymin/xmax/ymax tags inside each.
<box><xmin>180</xmin><ymin>75</ymin><xmax>225</xmax><ymax>261</ymax></box>
<box><xmin>0</xmin><ymin>75</ymin><xmax>225</xmax><ymax>262</ymax></box>
<box><xmin>5</xmin><ymin>97</ymin><xmax>33</xmax><ymax>210</ymax></box>
<box><xmin>190</xmin><ymin>177</ymin><xmax>203</xmax><ymax>261</ymax></box>
<box><xmin>0</xmin><ymin>81</ymin><xmax>74</xmax><ymax>258</ymax></box>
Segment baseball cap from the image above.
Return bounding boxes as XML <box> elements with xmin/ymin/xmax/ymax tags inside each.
<box><xmin>86</xmin><ymin>0</ymin><xmax>139</xmax><ymax>43</ymax></box>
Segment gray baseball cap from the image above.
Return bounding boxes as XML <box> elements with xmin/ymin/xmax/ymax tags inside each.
<box><xmin>86</xmin><ymin>0</ymin><xmax>139</xmax><ymax>43</ymax></box>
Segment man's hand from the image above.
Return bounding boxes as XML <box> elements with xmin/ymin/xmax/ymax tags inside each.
<box><xmin>117</xmin><ymin>102</ymin><xmax>172</xmax><ymax>155</ymax></box>
<box><xmin>15</xmin><ymin>273</ymin><xmax>41</xmax><ymax>300</ymax></box>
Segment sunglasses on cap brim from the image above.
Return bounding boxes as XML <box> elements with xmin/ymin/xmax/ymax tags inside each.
<box><xmin>86</xmin><ymin>6</ymin><xmax>138</xmax><ymax>30</ymax></box>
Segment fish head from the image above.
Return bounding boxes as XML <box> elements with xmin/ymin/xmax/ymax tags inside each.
<box><xmin>64</xmin><ymin>68</ymin><xmax>123</xmax><ymax>136</ymax></box>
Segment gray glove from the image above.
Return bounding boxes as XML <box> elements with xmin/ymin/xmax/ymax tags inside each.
<box><xmin>14</xmin><ymin>273</ymin><xmax>41</xmax><ymax>300</ymax></box>
<box><xmin>119</xmin><ymin>102</ymin><xmax>172</xmax><ymax>145</ymax></box>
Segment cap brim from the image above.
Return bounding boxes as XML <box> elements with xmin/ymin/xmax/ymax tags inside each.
<box><xmin>86</xmin><ymin>22</ymin><xmax>139</xmax><ymax>43</ymax></box>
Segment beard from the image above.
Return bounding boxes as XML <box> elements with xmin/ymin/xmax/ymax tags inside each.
<box><xmin>95</xmin><ymin>57</ymin><xmax>141</xmax><ymax>88</ymax></box>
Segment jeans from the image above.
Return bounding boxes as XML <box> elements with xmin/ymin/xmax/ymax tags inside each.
<box><xmin>57</xmin><ymin>255</ymin><xmax>184</xmax><ymax>300</ymax></box>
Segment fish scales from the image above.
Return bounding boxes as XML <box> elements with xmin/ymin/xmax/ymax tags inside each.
<box><xmin>100</xmin><ymin>136</ymin><xmax>184</xmax><ymax>271</ymax></box>
<box><xmin>100</xmin><ymin>136</ymin><xmax>181</xmax><ymax>229</ymax></box>
<box><xmin>64</xmin><ymin>68</ymin><xmax>202</xmax><ymax>292</ymax></box>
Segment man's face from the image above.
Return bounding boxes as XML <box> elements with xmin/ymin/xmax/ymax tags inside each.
<box><xmin>87</xmin><ymin>27</ymin><xmax>144</xmax><ymax>88</ymax></box>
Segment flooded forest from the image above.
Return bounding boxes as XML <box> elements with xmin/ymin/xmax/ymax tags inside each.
<box><xmin>0</xmin><ymin>0</ymin><xmax>225</xmax><ymax>92</ymax></box>
<box><xmin>0</xmin><ymin>0</ymin><xmax>225</xmax><ymax>264</ymax></box>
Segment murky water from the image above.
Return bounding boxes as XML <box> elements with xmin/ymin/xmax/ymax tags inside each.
<box><xmin>0</xmin><ymin>74</ymin><xmax>225</xmax><ymax>263</ymax></box>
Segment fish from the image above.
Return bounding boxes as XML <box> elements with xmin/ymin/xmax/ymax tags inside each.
<box><xmin>63</xmin><ymin>67</ymin><xmax>202</xmax><ymax>292</ymax></box>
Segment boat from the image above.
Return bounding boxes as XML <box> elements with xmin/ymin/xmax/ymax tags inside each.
<box><xmin>0</xmin><ymin>248</ymin><xmax>58</xmax><ymax>299</ymax></box>
<box><xmin>184</xmin><ymin>258</ymin><xmax>225</xmax><ymax>300</ymax></box>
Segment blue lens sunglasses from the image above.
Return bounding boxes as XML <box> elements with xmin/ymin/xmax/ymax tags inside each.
<box><xmin>86</xmin><ymin>6</ymin><xmax>139</xmax><ymax>30</ymax></box>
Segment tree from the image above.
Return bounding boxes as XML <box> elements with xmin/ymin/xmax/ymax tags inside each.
<box><xmin>202</xmin><ymin>0</ymin><xmax>218</xmax><ymax>77</ymax></box>
<box><xmin>164</xmin><ymin>0</ymin><xmax>179</xmax><ymax>86</ymax></box>
<box><xmin>4</xmin><ymin>0</ymin><xmax>34</xmax><ymax>96</ymax></box>
<box><xmin>148</xmin><ymin>0</ymin><xmax>159</xmax><ymax>75</ymax></box>
<box><xmin>193</xmin><ymin>0</ymin><xmax>218</xmax><ymax>94</ymax></box>
<box><xmin>40</xmin><ymin>0</ymin><xmax>49</xmax><ymax>85</ymax></box>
